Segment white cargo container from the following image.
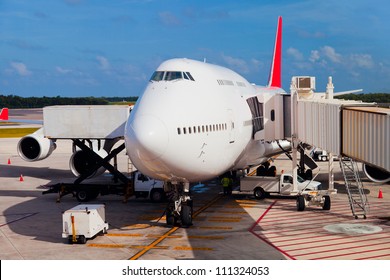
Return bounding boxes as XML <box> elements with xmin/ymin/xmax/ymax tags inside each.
<box><xmin>62</xmin><ymin>204</ymin><xmax>108</xmax><ymax>244</ymax></box>
<box><xmin>43</xmin><ymin>105</ymin><xmax>130</xmax><ymax>139</ymax></box>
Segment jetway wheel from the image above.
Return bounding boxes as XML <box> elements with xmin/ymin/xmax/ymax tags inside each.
<box><xmin>322</xmin><ymin>195</ymin><xmax>331</xmax><ymax>210</ymax></box>
<box><xmin>296</xmin><ymin>196</ymin><xmax>305</xmax><ymax>211</ymax></box>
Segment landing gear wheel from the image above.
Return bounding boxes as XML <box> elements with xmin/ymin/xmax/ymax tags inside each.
<box><xmin>166</xmin><ymin>207</ymin><xmax>176</xmax><ymax>227</ymax></box>
<box><xmin>181</xmin><ymin>204</ymin><xmax>193</xmax><ymax>227</ymax></box>
<box><xmin>297</xmin><ymin>195</ymin><xmax>305</xmax><ymax>211</ymax></box>
<box><xmin>322</xmin><ymin>195</ymin><xmax>331</xmax><ymax>210</ymax></box>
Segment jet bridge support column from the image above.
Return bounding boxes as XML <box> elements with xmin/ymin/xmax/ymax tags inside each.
<box><xmin>290</xmin><ymin>80</ymin><xmax>299</xmax><ymax>193</ymax></box>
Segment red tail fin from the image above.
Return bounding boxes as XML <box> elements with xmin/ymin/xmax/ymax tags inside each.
<box><xmin>0</xmin><ymin>108</ymin><xmax>9</xmax><ymax>120</ymax></box>
<box><xmin>267</xmin><ymin>16</ymin><xmax>282</xmax><ymax>88</ymax></box>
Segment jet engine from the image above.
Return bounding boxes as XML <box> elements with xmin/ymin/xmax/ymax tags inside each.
<box><xmin>69</xmin><ymin>148</ymin><xmax>108</xmax><ymax>178</ymax></box>
<box><xmin>363</xmin><ymin>164</ymin><xmax>390</xmax><ymax>184</ymax></box>
<box><xmin>69</xmin><ymin>139</ymin><xmax>119</xmax><ymax>178</ymax></box>
<box><xmin>17</xmin><ymin>128</ymin><xmax>56</xmax><ymax>161</ymax></box>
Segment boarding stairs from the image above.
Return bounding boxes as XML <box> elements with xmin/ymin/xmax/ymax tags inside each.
<box><xmin>339</xmin><ymin>157</ymin><xmax>369</xmax><ymax>219</ymax></box>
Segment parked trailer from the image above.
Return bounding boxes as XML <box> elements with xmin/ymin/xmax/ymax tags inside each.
<box><xmin>238</xmin><ymin>173</ymin><xmax>335</xmax><ymax>211</ymax></box>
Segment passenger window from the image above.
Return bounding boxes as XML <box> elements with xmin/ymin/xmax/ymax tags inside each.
<box><xmin>177</xmin><ymin>128</ymin><xmax>181</xmax><ymax>135</ymax></box>
<box><xmin>183</xmin><ymin>127</ymin><xmax>187</xmax><ymax>134</ymax></box>
<box><xmin>271</xmin><ymin>110</ymin><xmax>275</xmax><ymax>121</ymax></box>
<box><xmin>189</xmin><ymin>127</ymin><xmax>192</xmax><ymax>134</ymax></box>
<box><xmin>193</xmin><ymin>126</ymin><xmax>197</xmax><ymax>133</ymax></box>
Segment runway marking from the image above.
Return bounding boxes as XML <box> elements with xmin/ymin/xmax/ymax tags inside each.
<box><xmin>173</xmin><ymin>246</ymin><xmax>214</xmax><ymax>251</ymax></box>
<box><xmin>208</xmin><ymin>219</ymin><xmax>241</xmax><ymax>223</ymax></box>
<box><xmin>87</xmin><ymin>244</ymin><xmax>126</xmax><ymax>248</ymax></box>
<box><xmin>250</xmin><ymin>200</ymin><xmax>390</xmax><ymax>260</ymax></box>
<box><xmin>106</xmin><ymin>233</ymin><xmax>143</xmax><ymax>237</ymax></box>
<box><xmin>123</xmin><ymin>224</ymin><xmax>154</xmax><ymax>229</ymax></box>
<box><xmin>129</xmin><ymin>194</ymin><xmax>222</xmax><ymax>260</ymax></box>
<box><xmin>198</xmin><ymin>226</ymin><xmax>233</xmax><ymax>230</ymax></box>
<box><xmin>188</xmin><ymin>235</ymin><xmax>224</xmax><ymax>240</ymax></box>
<box><xmin>130</xmin><ymin>245</ymin><xmax>169</xmax><ymax>250</ymax></box>
<box><xmin>146</xmin><ymin>234</ymin><xmax>182</xmax><ymax>238</ymax></box>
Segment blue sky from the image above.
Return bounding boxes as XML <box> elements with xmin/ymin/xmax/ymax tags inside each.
<box><xmin>1</xmin><ymin>0</ymin><xmax>389</xmax><ymax>97</ymax></box>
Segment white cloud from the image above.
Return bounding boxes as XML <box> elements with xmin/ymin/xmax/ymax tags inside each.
<box><xmin>322</xmin><ymin>46</ymin><xmax>342</xmax><ymax>63</ymax></box>
<box><xmin>10</xmin><ymin>62</ymin><xmax>32</xmax><ymax>76</ymax></box>
<box><xmin>349</xmin><ymin>54</ymin><xmax>374</xmax><ymax>69</ymax></box>
<box><xmin>309</xmin><ymin>50</ymin><xmax>320</xmax><ymax>63</ymax></box>
<box><xmin>56</xmin><ymin>66</ymin><xmax>72</xmax><ymax>74</ymax></box>
<box><xmin>96</xmin><ymin>56</ymin><xmax>110</xmax><ymax>71</ymax></box>
<box><xmin>287</xmin><ymin>47</ymin><xmax>304</xmax><ymax>61</ymax></box>
<box><xmin>221</xmin><ymin>54</ymin><xmax>249</xmax><ymax>73</ymax></box>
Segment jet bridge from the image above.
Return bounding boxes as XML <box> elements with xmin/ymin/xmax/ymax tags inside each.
<box><xmin>290</xmin><ymin>76</ymin><xmax>390</xmax><ymax>218</ymax></box>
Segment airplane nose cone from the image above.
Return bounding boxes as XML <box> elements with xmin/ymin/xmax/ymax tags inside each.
<box><xmin>126</xmin><ymin>114</ymin><xmax>168</xmax><ymax>161</ymax></box>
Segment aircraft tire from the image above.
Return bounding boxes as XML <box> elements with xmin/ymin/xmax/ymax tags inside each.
<box><xmin>76</xmin><ymin>189</ymin><xmax>89</xmax><ymax>202</ymax></box>
<box><xmin>181</xmin><ymin>205</ymin><xmax>193</xmax><ymax>227</ymax></box>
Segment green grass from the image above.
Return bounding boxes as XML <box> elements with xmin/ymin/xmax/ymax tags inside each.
<box><xmin>0</xmin><ymin>127</ymin><xmax>40</xmax><ymax>138</ymax></box>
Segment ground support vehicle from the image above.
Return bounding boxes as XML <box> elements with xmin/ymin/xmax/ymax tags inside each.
<box><xmin>238</xmin><ymin>173</ymin><xmax>336</xmax><ymax>211</ymax></box>
<box><xmin>43</xmin><ymin>171</ymin><xmax>165</xmax><ymax>203</ymax></box>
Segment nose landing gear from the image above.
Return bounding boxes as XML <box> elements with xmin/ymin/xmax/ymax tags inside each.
<box><xmin>165</xmin><ymin>182</ymin><xmax>193</xmax><ymax>227</ymax></box>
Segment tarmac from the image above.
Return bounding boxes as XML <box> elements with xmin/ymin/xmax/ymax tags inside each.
<box><xmin>1</xmin><ymin>135</ymin><xmax>389</xmax><ymax>260</ymax></box>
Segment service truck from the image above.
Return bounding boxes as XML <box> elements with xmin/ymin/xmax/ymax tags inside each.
<box><xmin>238</xmin><ymin>173</ymin><xmax>335</xmax><ymax>211</ymax></box>
<box><xmin>43</xmin><ymin>171</ymin><xmax>165</xmax><ymax>202</ymax></box>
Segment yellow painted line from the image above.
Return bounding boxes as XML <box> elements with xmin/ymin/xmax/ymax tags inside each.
<box><xmin>203</xmin><ymin>210</ymin><xmax>247</xmax><ymax>214</ymax></box>
<box><xmin>208</xmin><ymin>219</ymin><xmax>241</xmax><ymax>223</ymax></box>
<box><xmin>198</xmin><ymin>226</ymin><xmax>233</xmax><ymax>230</ymax></box>
<box><xmin>123</xmin><ymin>224</ymin><xmax>153</xmax><ymax>229</ymax></box>
<box><xmin>188</xmin><ymin>235</ymin><xmax>224</xmax><ymax>240</ymax></box>
<box><xmin>173</xmin><ymin>246</ymin><xmax>214</xmax><ymax>251</ymax></box>
<box><xmin>87</xmin><ymin>244</ymin><xmax>126</xmax><ymax>248</ymax></box>
<box><xmin>106</xmin><ymin>233</ymin><xmax>143</xmax><ymax>237</ymax></box>
<box><xmin>130</xmin><ymin>245</ymin><xmax>169</xmax><ymax>250</ymax></box>
<box><xmin>129</xmin><ymin>194</ymin><xmax>222</xmax><ymax>260</ymax></box>
<box><xmin>225</xmin><ymin>205</ymin><xmax>254</xmax><ymax>208</ymax></box>
<box><xmin>137</xmin><ymin>215</ymin><xmax>166</xmax><ymax>221</ymax></box>
<box><xmin>235</xmin><ymin>200</ymin><xmax>257</xmax><ymax>204</ymax></box>
<box><xmin>129</xmin><ymin>226</ymin><xmax>179</xmax><ymax>260</ymax></box>
<box><xmin>146</xmin><ymin>234</ymin><xmax>182</xmax><ymax>239</ymax></box>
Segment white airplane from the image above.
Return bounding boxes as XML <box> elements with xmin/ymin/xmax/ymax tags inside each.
<box><xmin>124</xmin><ymin>16</ymin><xmax>291</xmax><ymax>226</ymax></box>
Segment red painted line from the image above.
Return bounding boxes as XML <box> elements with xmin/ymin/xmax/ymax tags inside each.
<box><xmin>312</xmin><ymin>246</ymin><xmax>390</xmax><ymax>260</ymax></box>
<box><xmin>356</xmin><ymin>253</ymin><xmax>390</xmax><ymax>260</ymax></box>
<box><xmin>249</xmin><ymin>201</ymin><xmax>297</xmax><ymax>260</ymax></box>
<box><xmin>294</xmin><ymin>239</ymin><xmax>390</xmax><ymax>257</ymax></box>
<box><xmin>287</xmin><ymin>234</ymin><xmax>390</xmax><ymax>252</ymax></box>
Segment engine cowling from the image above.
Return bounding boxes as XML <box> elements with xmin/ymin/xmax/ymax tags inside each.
<box><xmin>17</xmin><ymin>128</ymin><xmax>56</xmax><ymax>161</ymax></box>
<box><xmin>363</xmin><ymin>164</ymin><xmax>390</xmax><ymax>184</ymax></box>
<box><xmin>69</xmin><ymin>148</ymin><xmax>108</xmax><ymax>178</ymax></box>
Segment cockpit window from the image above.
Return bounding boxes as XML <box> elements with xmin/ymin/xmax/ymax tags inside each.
<box><xmin>150</xmin><ymin>71</ymin><xmax>165</xmax><ymax>81</ymax></box>
<box><xmin>165</xmin><ymin>71</ymin><xmax>182</xmax><ymax>81</ymax></box>
<box><xmin>150</xmin><ymin>71</ymin><xmax>195</xmax><ymax>82</ymax></box>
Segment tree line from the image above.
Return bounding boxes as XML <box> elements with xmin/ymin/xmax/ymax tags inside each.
<box><xmin>0</xmin><ymin>95</ymin><xmax>139</xmax><ymax>108</ymax></box>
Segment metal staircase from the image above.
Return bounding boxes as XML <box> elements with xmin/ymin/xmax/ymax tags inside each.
<box><xmin>339</xmin><ymin>157</ymin><xmax>369</xmax><ymax>219</ymax></box>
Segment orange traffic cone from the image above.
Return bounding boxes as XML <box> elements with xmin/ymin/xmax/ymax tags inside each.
<box><xmin>378</xmin><ymin>188</ymin><xmax>383</xmax><ymax>199</ymax></box>
<box><xmin>7</xmin><ymin>158</ymin><xmax>11</xmax><ymax>165</ymax></box>
<box><xmin>19</xmin><ymin>174</ymin><xmax>24</xmax><ymax>182</ymax></box>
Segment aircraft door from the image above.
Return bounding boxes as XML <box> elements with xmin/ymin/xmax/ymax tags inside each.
<box><xmin>227</xmin><ymin>109</ymin><xmax>235</xmax><ymax>144</ymax></box>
